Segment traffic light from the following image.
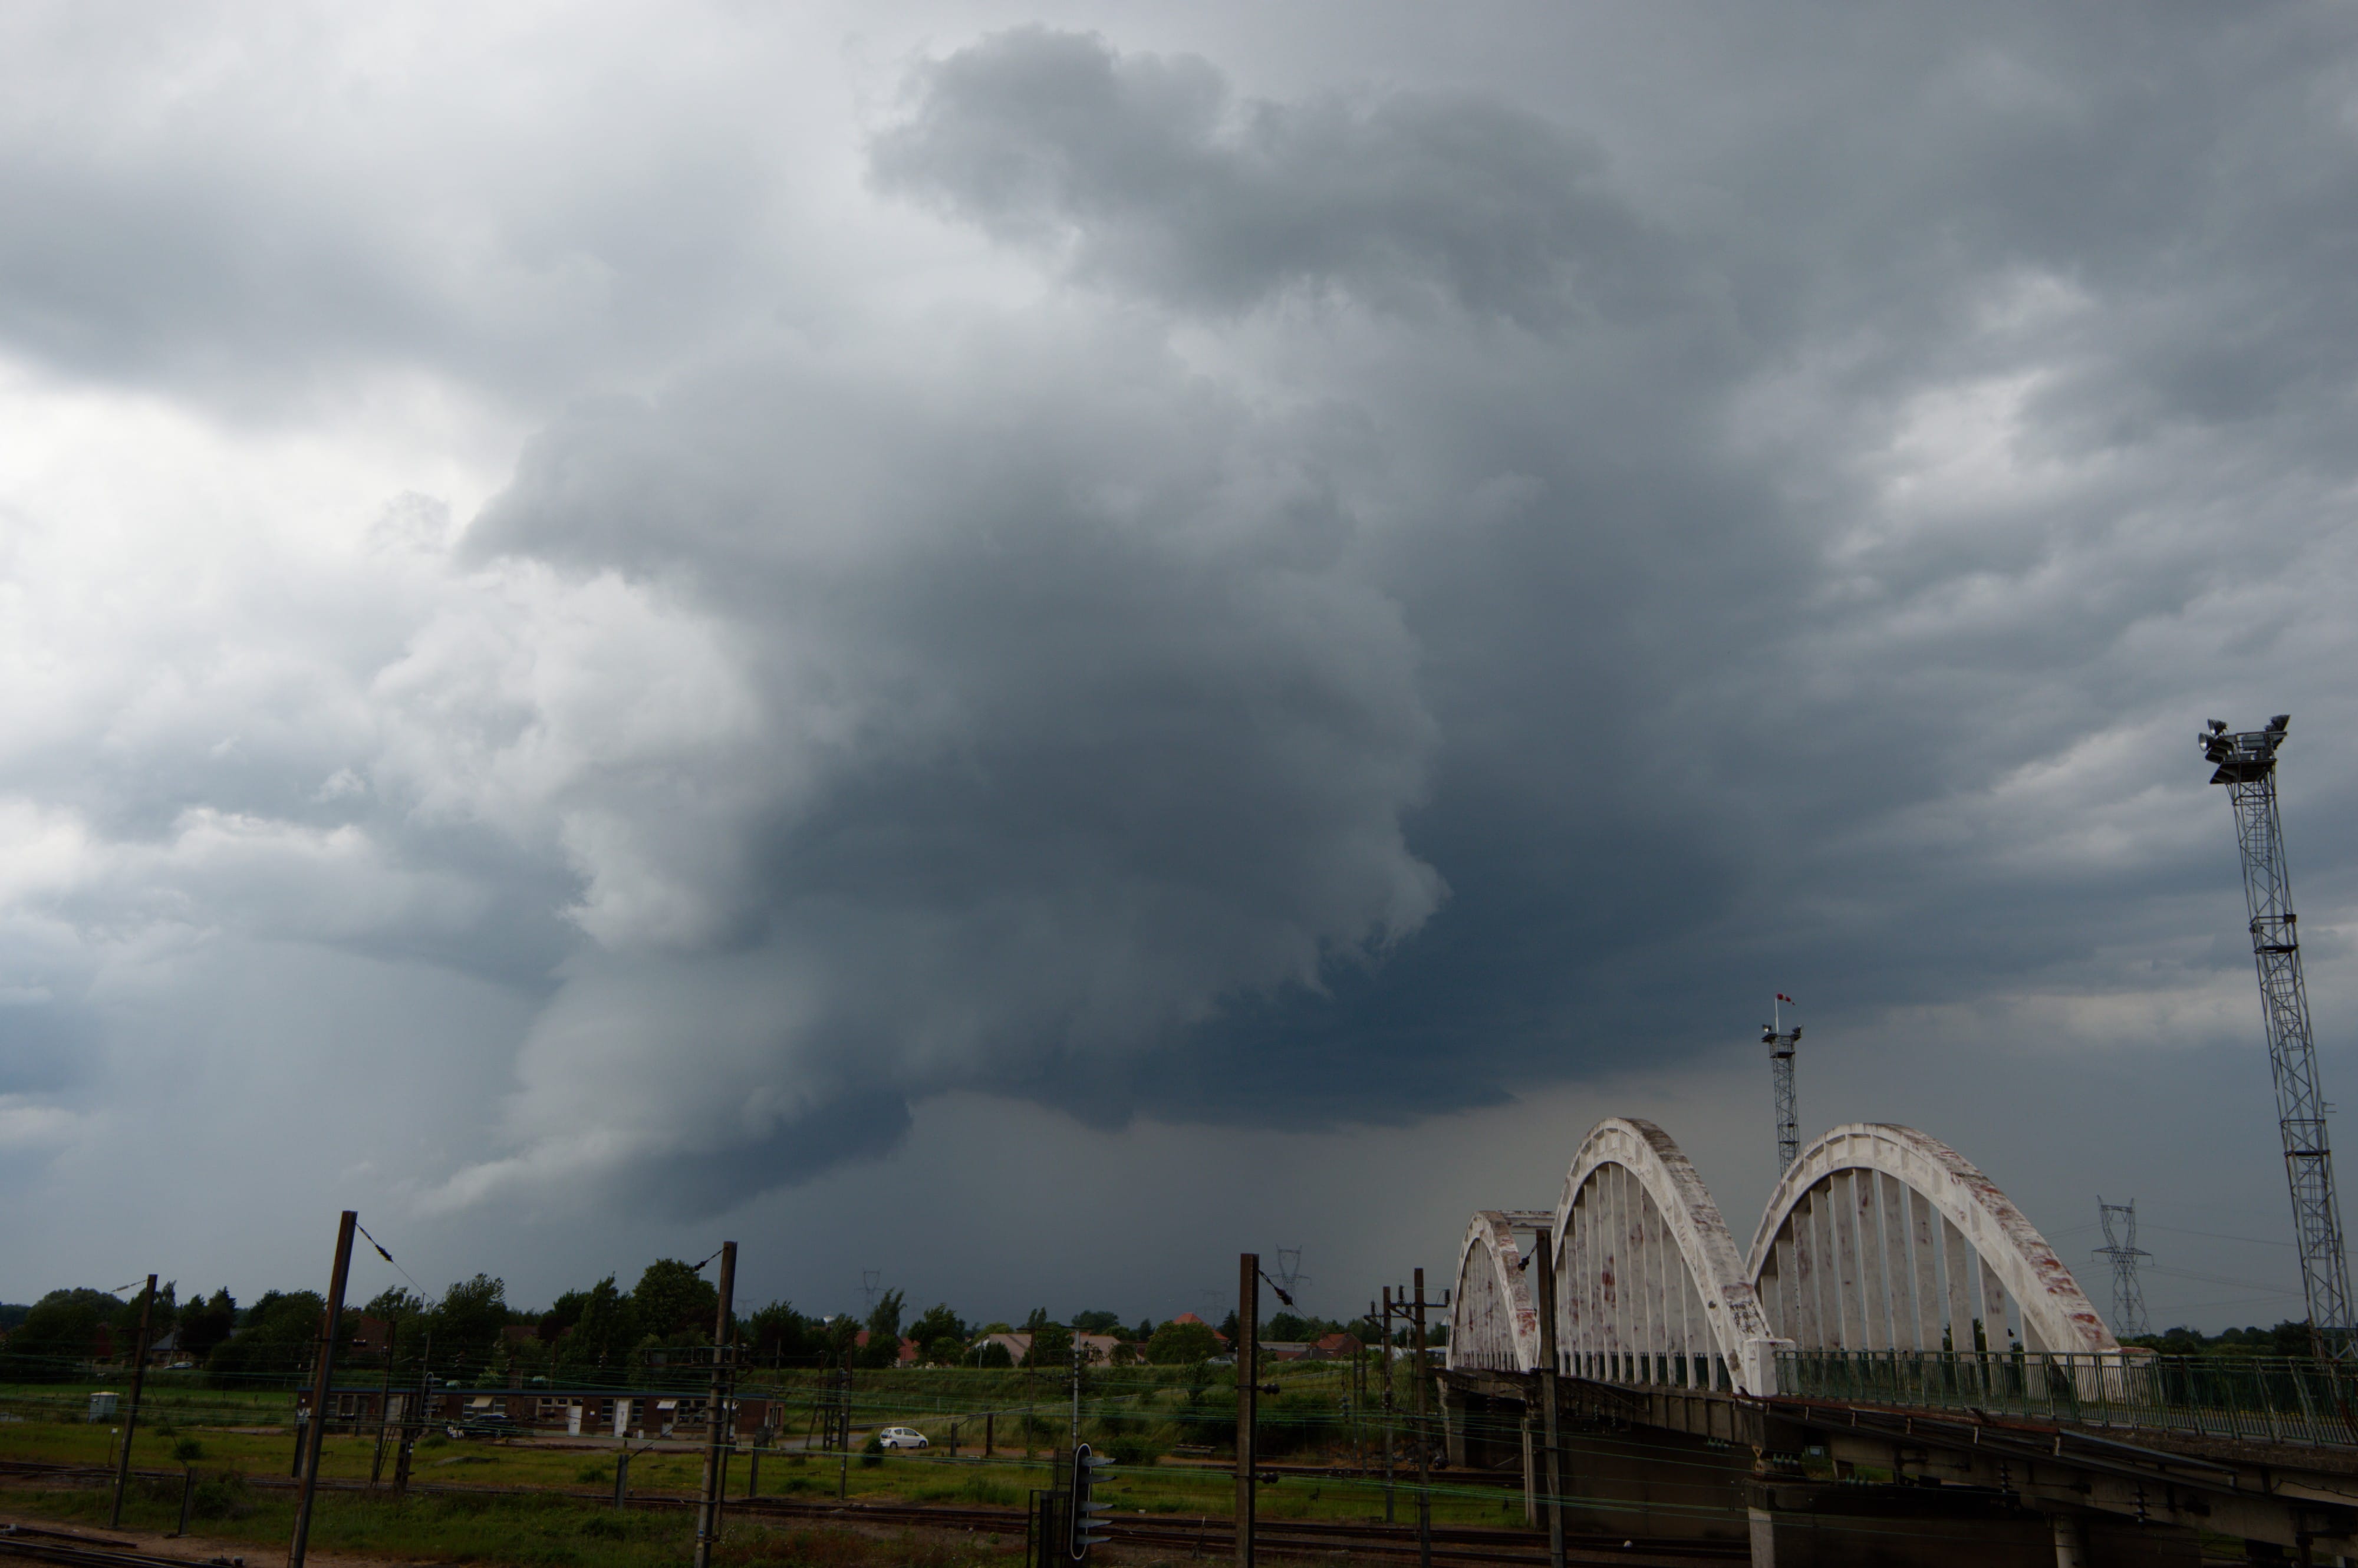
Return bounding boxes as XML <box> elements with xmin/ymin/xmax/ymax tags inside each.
<box><xmin>1066</xmin><ymin>1442</ymin><xmax>1113</xmax><ymax>1559</ymax></box>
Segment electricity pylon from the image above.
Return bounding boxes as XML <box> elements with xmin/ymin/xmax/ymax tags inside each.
<box><xmin>2202</xmin><ymin>715</ymin><xmax>2354</xmax><ymax>1358</ymax></box>
<box><xmin>1762</xmin><ymin>994</ymin><xmax>1802</xmax><ymax>1173</ymax></box>
<box><xmin>2095</xmin><ymin>1198</ymin><xmax>2150</xmax><ymax>1339</ymax></box>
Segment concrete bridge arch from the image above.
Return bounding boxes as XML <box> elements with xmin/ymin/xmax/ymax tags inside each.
<box><xmin>1446</xmin><ymin>1210</ymin><xmax>1544</xmax><ymax>1373</ymax></box>
<box><xmin>1743</xmin><ymin>1122</ymin><xmax>2115</xmax><ymax>1358</ymax></box>
<box><xmin>1550</xmin><ymin>1116</ymin><xmax>1786</xmax><ymax>1394</ymax></box>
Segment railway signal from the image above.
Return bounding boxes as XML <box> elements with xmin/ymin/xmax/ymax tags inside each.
<box><xmin>1068</xmin><ymin>1443</ymin><xmax>1112</xmax><ymax>1559</ymax></box>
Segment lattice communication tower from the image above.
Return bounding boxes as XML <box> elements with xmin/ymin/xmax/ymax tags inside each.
<box><xmin>2203</xmin><ymin>714</ymin><xmax>2356</xmax><ymax>1358</ymax></box>
<box><xmin>1762</xmin><ymin>994</ymin><xmax>1802</xmax><ymax>1173</ymax></box>
<box><xmin>2094</xmin><ymin>1197</ymin><xmax>2150</xmax><ymax>1339</ymax></box>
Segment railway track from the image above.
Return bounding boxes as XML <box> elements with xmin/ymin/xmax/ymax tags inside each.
<box><xmin>0</xmin><ymin>1524</ymin><xmax>243</xmax><ymax>1568</ymax></box>
<box><xmin>0</xmin><ymin>1459</ymin><xmax>1746</xmax><ymax>1567</ymax></box>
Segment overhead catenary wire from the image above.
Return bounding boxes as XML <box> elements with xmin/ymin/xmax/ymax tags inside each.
<box><xmin>350</xmin><ymin>1220</ymin><xmax>425</xmax><ymax>1295</ymax></box>
<box><xmin>2050</xmin><ymin>1218</ymin><xmax>2296</xmax><ymax>1249</ymax></box>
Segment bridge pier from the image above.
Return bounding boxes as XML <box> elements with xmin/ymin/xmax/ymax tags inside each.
<box><xmin>1743</xmin><ymin>1482</ymin><xmax>2200</xmax><ymax>1567</ymax></box>
<box><xmin>1555</xmin><ymin>1422</ymin><xmax>1749</xmax><ymax>1543</ymax></box>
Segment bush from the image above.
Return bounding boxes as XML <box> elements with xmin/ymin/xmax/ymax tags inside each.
<box><xmin>1104</xmin><ymin>1435</ymin><xmax>1162</xmax><ymax>1467</ymax></box>
<box><xmin>1175</xmin><ymin>1403</ymin><xmax>1233</xmax><ymax>1451</ymax></box>
<box><xmin>188</xmin><ymin>1470</ymin><xmax>256</xmax><ymax>1521</ymax></box>
<box><xmin>1259</xmin><ymin>1392</ymin><xmax>1338</xmax><ymax>1457</ymax></box>
<box><xmin>859</xmin><ymin>1432</ymin><xmax>884</xmax><ymax>1468</ymax></box>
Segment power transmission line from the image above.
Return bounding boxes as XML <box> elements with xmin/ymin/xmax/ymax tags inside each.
<box><xmin>2095</xmin><ymin>1197</ymin><xmax>2150</xmax><ymax>1338</ymax></box>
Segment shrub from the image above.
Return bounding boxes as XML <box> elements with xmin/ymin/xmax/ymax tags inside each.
<box><xmin>189</xmin><ymin>1470</ymin><xmax>256</xmax><ymax>1521</ymax></box>
<box><xmin>1104</xmin><ymin>1435</ymin><xmax>1161</xmax><ymax>1467</ymax></box>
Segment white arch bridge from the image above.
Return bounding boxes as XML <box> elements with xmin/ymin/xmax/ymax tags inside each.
<box><xmin>1450</xmin><ymin>1116</ymin><xmax>2115</xmax><ymax>1396</ymax></box>
<box><xmin>1440</xmin><ymin>1117</ymin><xmax>2358</xmax><ymax>1563</ymax></box>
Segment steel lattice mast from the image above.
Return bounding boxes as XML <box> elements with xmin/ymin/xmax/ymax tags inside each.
<box><xmin>1762</xmin><ymin>995</ymin><xmax>1802</xmax><ymax>1173</ymax></box>
<box><xmin>2094</xmin><ymin>1198</ymin><xmax>2150</xmax><ymax>1339</ymax></box>
<box><xmin>2202</xmin><ymin>714</ymin><xmax>2356</xmax><ymax>1358</ymax></box>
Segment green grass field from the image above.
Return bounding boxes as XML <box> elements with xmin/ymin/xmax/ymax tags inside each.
<box><xmin>9</xmin><ymin>1479</ymin><xmax>1029</xmax><ymax>1568</ymax></box>
<box><xmin>0</xmin><ymin>1363</ymin><xmax>1549</xmax><ymax>1566</ymax></box>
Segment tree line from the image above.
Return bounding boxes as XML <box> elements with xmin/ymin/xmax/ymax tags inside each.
<box><xmin>0</xmin><ymin>1270</ymin><xmax>1401</xmax><ymax>1386</ymax></box>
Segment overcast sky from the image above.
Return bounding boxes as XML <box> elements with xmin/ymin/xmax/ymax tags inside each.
<box><xmin>5</xmin><ymin>1</ymin><xmax>2358</xmax><ymax>1336</ymax></box>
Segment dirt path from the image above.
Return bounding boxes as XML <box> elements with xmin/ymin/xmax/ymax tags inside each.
<box><xmin>0</xmin><ymin>1508</ymin><xmax>432</xmax><ymax>1568</ymax></box>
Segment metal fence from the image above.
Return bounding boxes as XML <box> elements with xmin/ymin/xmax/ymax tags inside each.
<box><xmin>1773</xmin><ymin>1349</ymin><xmax>2358</xmax><ymax>1449</ymax></box>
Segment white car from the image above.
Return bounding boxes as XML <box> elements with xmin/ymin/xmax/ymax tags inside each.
<box><xmin>877</xmin><ymin>1426</ymin><xmax>930</xmax><ymax>1450</ymax></box>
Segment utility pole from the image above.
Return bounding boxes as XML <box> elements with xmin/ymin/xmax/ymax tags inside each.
<box><xmin>1763</xmin><ymin>994</ymin><xmax>1802</xmax><ymax>1174</ymax></box>
<box><xmin>1533</xmin><ymin>1233</ymin><xmax>1565</xmax><ymax>1568</ymax></box>
<box><xmin>288</xmin><ymin>1211</ymin><xmax>357</xmax><ymax>1568</ymax></box>
<box><xmin>393</xmin><ymin>1328</ymin><xmax>427</xmax><ymax>1498</ymax></box>
<box><xmin>693</xmin><ymin>1240</ymin><xmax>736</xmax><ymax>1568</ymax></box>
<box><xmin>1410</xmin><ymin>1268</ymin><xmax>1432</xmax><ymax>1568</ymax></box>
<box><xmin>2202</xmin><ymin>716</ymin><xmax>2356</xmax><ymax>1358</ymax></box>
<box><xmin>1358</xmin><ymin>1311</ymin><xmax>1377</xmax><ymax>1471</ymax></box>
<box><xmin>2095</xmin><ymin>1200</ymin><xmax>2151</xmax><ymax>1339</ymax></box>
<box><xmin>391</xmin><ymin>1330</ymin><xmax>424</xmax><ymax>1500</ymax></box>
<box><xmin>109</xmin><ymin>1275</ymin><xmax>156</xmax><ymax>1529</ymax></box>
<box><xmin>1235</xmin><ymin>1253</ymin><xmax>1258</xmax><ymax>1568</ymax></box>
<box><xmin>1071</xmin><ymin>1329</ymin><xmax>1083</xmax><ymax>1449</ymax></box>
<box><xmin>1378</xmin><ymin>1290</ymin><xmax>1396</xmax><ymax>1524</ymax></box>
<box><xmin>836</xmin><ymin>1353</ymin><xmax>851</xmax><ymax>1501</ymax></box>
<box><xmin>368</xmin><ymin>1312</ymin><xmax>399</xmax><ymax>1490</ymax></box>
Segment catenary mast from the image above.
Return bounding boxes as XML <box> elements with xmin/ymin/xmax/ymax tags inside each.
<box><xmin>2202</xmin><ymin>715</ymin><xmax>2354</xmax><ymax>1358</ymax></box>
<box><xmin>1763</xmin><ymin>994</ymin><xmax>1802</xmax><ymax>1174</ymax></box>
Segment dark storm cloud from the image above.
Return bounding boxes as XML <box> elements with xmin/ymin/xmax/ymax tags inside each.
<box><xmin>854</xmin><ymin>20</ymin><xmax>2358</xmax><ymax>1105</ymax></box>
<box><xmin>870</xmin><ymin>26</ymin><xmax>1675</xmax><ymax>324</ymax></box>
<box><xmin>435</xmin><ymin>317</ymin><xmax>1447</xmax><ymax>1206</ymax></box>
<box><xmin>414</xmin><ymin>12</ymin><xmax>2358</xmax><ymax>1207</ymax></box>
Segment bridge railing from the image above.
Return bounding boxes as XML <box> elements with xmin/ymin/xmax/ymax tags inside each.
<box><xmin>1773</xmin><ymin>1349</ymin><xmax>2358</xmax><ymax>1450</ymax></box>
